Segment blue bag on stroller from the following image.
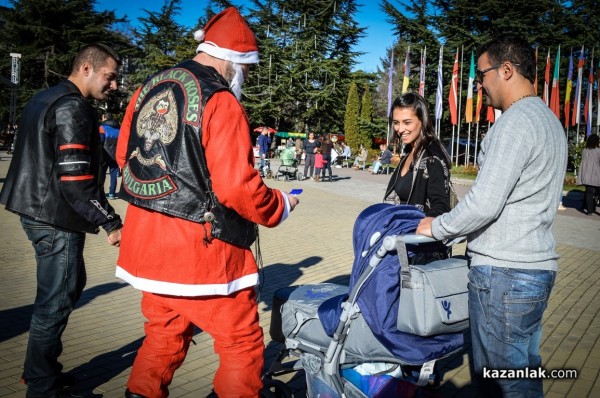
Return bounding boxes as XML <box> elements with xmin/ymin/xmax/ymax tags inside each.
<box><xmin>265</xmin><ymin>204</ymin><xmax>467</xmax><ymax>398</ymax></box>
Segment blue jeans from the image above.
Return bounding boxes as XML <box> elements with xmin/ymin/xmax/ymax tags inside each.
<box><xmin>372</xmin><ymin>161</ymin><xmax>383</xmax><ymax>174</ymax></box>
<box><xmin>468</xmin><ymin>265</ymin><xmax>556</xmax><ymax>398</ymax></box>
<box><xmin>20</xmin><ymin>217</ymin><xmax>87</xmax><ymax>397</ymax></box>
<box><xmin>108</xmin><ymin>160</ymin><xmax>119</xmax><ymax>197</ymax></box>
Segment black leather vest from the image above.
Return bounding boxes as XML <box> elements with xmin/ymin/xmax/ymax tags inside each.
<box><xmin>119</xmin><ymin>60</ymin><xmax>257</xmax><ymax>247</ymax></box>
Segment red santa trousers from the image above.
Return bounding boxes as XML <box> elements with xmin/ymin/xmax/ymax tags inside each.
<box><xmin>127</xmin><ymin>288</ymin><xmax>264</xmax><ymax>398</ymax></box>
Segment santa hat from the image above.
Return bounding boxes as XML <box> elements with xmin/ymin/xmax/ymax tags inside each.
<box><xmin>194</xmin><ymin>7</ymin><xmax>259</xmax><ymax>64</ymax></box>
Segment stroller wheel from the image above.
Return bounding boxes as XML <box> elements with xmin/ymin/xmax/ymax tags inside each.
<box><xmin>261</xmin><ymin>379</ymin><xmax>293</xmax><ymax>398</ymax></box>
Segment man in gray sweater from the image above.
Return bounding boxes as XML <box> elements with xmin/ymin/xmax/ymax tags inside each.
<box><xmin>417</xmin><ymin>35</ymin><xmax>567</xmax><ymax>397</ymax></box>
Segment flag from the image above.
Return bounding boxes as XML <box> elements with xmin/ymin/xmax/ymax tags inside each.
<box><xmin>572</xmin><ymin>46</ymin><xmax>585</xmax><ymax>126</ymax></box>
<box><xmin>419</xmin><ymin>46</ymin><xmax>426</xmax><ymax>96</ymax></box>
<box><xmin>386</xmin><ymin>48</ymin><xmax>395</xmax><ymax>117</ymax></box>
<box><xmin>465</xmin><ymin>51</ymin><xmax>475</xmax><ymax>123</ymax></box>
<box><xmin>435</xmin><ymin>46</ymin><xmax>443</xmax><ymax>121</ymax></box>
<box><xmin>549</xmin><ymin>46</ymin><xmax>561</xmax><ymax>119</ymax></box>
<box><xmin>402</xmin><ymin>46</ymin><xmax>411</xmax><ymax>93</ymax></box>
<box><xmin>476</xmin><ymin>86</ymin><xmax>483</xmax><ymax>123</ymax></box>
<box><xmin>564</xmin><ymin>50</ymin><xmax>573</xmax><ymax>128</ymax></box>
<box><xmin>486</xmin><ymin>105</ymin><xmax>495</xmax><ymax>123</ymax></box>
<box><xmin>597</xmin><ymin>59</ymin><xmax>600</xmax><ymax>128</ymax></box>
<box><xmin>584</xmin><ymin>53</ymin><xmax>594</xmax><ymax>136</ymax></box>
<box><xmin>534</xmin><ymin>47</ymin><xmax>538</xmax><ymax>95</ymax></box>
<box><xmin>449</xmin><ymin>50</ymin><xmax>459</xmax><ymax>125</ymax></box>
<box><xmin>542</xmin><ymin>49</ymin><xmax>550</xmax><ymax>105</ymax></box>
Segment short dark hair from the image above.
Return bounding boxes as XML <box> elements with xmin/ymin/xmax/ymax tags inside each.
<box><xmin>71</xmin><ymin>43</ymin><xmax>120</xmax><ymax>74</ymax></box>
<box><xmin>104</xmin><ymin>113</ymin><xmax>113</xmax><ymax>120</ymax></box>
<box><xmin>586</xmin><ymin>134</ymin><xmax>599</xmax><ymax>149</ymax></box>
<box><xmin>476</xmin><ymin>35</ymin><xmax>536</xmax><ymax>84</ymax></box>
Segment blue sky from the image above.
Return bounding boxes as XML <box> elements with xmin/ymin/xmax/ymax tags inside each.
<box><xmin>95</xmin><ymin>0</ymin><xmax>396</xmax><ymax>73</ymax></box>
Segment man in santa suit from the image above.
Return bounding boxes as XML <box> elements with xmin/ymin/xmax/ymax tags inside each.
<box><xmin>115</xmin><ymin>7</ymin><xmax>299</xmax><ymax>398</ymax></box>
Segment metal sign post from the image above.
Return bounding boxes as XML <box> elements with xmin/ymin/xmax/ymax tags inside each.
<box><xmin>9</xmin><ymin>53</ymin><xmax>22</xmax><ymax>126</ymax></box>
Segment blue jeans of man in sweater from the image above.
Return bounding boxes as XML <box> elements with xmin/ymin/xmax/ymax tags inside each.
<box><xmin>468</xmin><ymin>265</ymin><xmax>555</xmax><ymax>398</ymax></box>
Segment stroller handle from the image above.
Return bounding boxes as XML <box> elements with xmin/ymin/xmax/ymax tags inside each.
<box><xmin>382</xmin><ymin>234</ymin><xmax>437</xmax><ymax>250</ymax></box>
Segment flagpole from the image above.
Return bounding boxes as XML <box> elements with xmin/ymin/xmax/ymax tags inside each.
<box><xmin>456</xmin><ymin>45</ymin><xmax>464</xmax><ymax>165</ymax></box>
<box><xmin>575</xmin><ymin>46</ymin><xmax>585</xmax><ymax>145</ymax></box>
<box><xmin>386</xmin><ymin>46</ymin><xmax>395</xmax><ymax>147</ymax></box>
<box><xmin>474</xmin><ymin>122</ymin><xmax>480</xmax><ymax>161</ymax></box>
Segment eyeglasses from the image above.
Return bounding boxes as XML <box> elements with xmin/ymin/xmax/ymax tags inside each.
<box><xmin>476</xmin><ymin>62</ymin><xmax>520</xmax><ymax>84</ymax></box>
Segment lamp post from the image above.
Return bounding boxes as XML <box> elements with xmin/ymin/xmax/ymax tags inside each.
<box><xmin>9</xmin><ymin>52</ymin><xmax>21</xmax><ymax>127</ymax></box>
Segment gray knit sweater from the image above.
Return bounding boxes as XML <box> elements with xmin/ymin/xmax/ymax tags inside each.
<box><xmin>432</xmin><ymin>97</ymin><xmax>567</xmax><ymax>270</ymax></box>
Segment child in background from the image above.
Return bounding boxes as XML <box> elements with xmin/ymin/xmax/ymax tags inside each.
<box><xmin>314</xmin><ymin>147</ymin><xmax>324</xmax><ymax>182</ymax></box>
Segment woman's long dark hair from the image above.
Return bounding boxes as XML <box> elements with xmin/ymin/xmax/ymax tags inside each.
<box><xmin>390</xmin><ymin>92</ymin><xmax>450</xmax><ymax>165</ymax></box>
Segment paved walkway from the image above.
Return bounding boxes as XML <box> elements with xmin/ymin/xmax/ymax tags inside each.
<box><xmin>0</xmin><ymin>156</ymin><xmax>598</xmax><ymax>397</ymax></box>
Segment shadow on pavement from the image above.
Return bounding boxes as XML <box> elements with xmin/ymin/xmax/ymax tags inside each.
<box><xmin>68</xmin><ymin>326</ymin><xmax>204</xmax><ymax>397</ymax></box>
<box><xmin>258</xmin><ymin>255</ymin><xmax>323</xmax><ymax>311</ymax></box>
<box><xmin>562</xmin><ymin>190</ymin><xmax>583</xmax><ymax>209</ymax></box>
<box><xmin>0</xmin><ymin>282</ymin><xmax>128</xmax><ymax>342</ymax></box>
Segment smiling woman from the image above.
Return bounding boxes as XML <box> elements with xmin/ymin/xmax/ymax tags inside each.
<box><xmin>384</xmin><ymin>92</ymin><xmax>451</xmax><ymax>218</ymax></box>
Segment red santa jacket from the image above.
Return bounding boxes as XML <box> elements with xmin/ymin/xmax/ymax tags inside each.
<box><xmin>115</xmin><ymin>85</ymin><xmax>290</xmax><ymax>296</ymax></box>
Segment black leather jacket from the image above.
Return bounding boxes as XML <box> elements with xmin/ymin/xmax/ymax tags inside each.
<box><xmin>384</xmin><ymin>141</ymin><xmax>451</xmax><ymax>217</ymax></box>
<box><xmin>0</xmin><ymin>80</ymin><xmax>122</xmax><ymax>234</ymax></box>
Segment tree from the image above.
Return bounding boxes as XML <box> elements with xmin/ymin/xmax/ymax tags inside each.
<box><xmin>344</xmin><ymin>81</ymin><xmax>361</xmax><ymax>151</ymax></box>
<box><xmin>127</xmin><ymin>0</ymin><xmax>195</xmax><ymax>90</ymax></box>
<box><xmin>242</xmin><ymin>0</ymin><xmax>365</xmax><ymax>133</ymax></box>
<box><xmin>0</xmin><ymin>0</ymin><xmax>131</xmax><ymax>120</ymax></box>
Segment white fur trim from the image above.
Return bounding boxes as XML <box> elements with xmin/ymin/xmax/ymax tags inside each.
<box><xmin>116</xmin><ymin>266</ymin><xmax>259</xmax><ymax>296</ymax></box>
<box><xmin>196</xmin><ymin>41</ymin><xmax>259</xmax><ymax>64</ymax></box>
<box><xmin>194</xmin><ymin>29</ymin><xmax>205</xmax><ymax>42</ymax></box>
<box><xmin>278</xmin><ymin>189</ymin><xmax>290</xmax><ymax>224</ymax></box>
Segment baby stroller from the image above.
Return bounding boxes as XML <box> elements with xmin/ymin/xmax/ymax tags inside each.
<box><xmin>264</xmin><ymin>204</ymin><xmax>469</xmax><ymax>397</ymax></box>
<box><xmin>275</xmin><ymin>147</ymin><xmax>302</xmax><ymax>181</ymax></box>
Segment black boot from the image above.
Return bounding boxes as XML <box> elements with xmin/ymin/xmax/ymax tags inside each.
<box><xmin>125</xmin><ymin>389</ymin><xmax>148</xmax><ymax>398</ymax></box>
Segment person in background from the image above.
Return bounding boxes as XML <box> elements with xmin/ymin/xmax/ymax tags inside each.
<box><xmin>303</xmin><ymin>131</ymin><xmax>318</xmax><ymax>180</ymax></box>
<box><xmin>384</xmin><ymin>93</ymin><xmax>451</xmax><ymax>217</ymax></box>
<box><xmin>372</xmin><ymin>143</ymin><xmax>392</xmax><ymax>174</ymax></box>
<box><xmin>314</xmin><ymin>147</ymin><xmax>324</xmax><ymax>182</ymax></box>
<box><xmin>114</xmin><ymin>8</ymin><xmax>299</xmax><ymax>398</ymax></box>
<box><xmin>341</xmin><ymin>141</ymin><xmax>352</xmax><ymax>166</ymax></box>
<box><xmin>320</xmin><ymin>133</ymin><xmax>334</xmax><ymax>181</ymax></box>
<box><xmin>0</xmin><ymin>43</ymin><xmax>123</xmax><ymax>398</ymax></box>
<box><xmin>577</xmin><ymin>133</ymin><xmax>600</xmax><ymax>216</ymax></box>
<box><xmin>417</xmin><ymin>35</ymin><xmax>567</xmax><ymax>397</ymax></box>
<box><xmin>294</xmin><ymin>137</ymin><xmax>303</xmax><ymax>163</ymax></box>
<box><xmin>99</xmin><ymin>113</ymin><xmax>121</xmax><ymax>199</ymax></box>
<box><xmin>353</xmin><ymin>144</ymin><xmax>368</xmax><ymax>169</ymax></box>
<box><xmin>257</xmin><ymin>126</ymin><xmax>271</xmax><ymax>175</ymax></box>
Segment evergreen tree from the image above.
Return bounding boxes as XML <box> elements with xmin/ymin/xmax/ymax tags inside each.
<box><xmin>358</xmin><ymin>84</ymin><xmax>377</xmax><ymax>148</ymax></box>
<box><xmin>128</xmin><ymin>0</ymin><xmax>193</xmax><ymax>89</ymax></box>
<box><xmin>0</xmin><ymin>0</ymin><xmax>131</xmax><ymax>119</ymax></box>
<box><xmin>344</xmin><ymin>81</ymin><xmax>361</xmax><ymax>151</ymax></box>
<box><xmin>242</xmin><ymin>0</ymin><xmax>365</xmax><ymax>133</ymax></box>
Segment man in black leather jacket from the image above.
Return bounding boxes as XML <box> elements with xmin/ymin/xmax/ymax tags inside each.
<box><xmin>0</xmin><ymin>43</ymin><xmax>123</xmax><ymax>398</ymax></box>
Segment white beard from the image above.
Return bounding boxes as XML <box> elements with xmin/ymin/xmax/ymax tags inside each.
<box><xmin>229</xmin><ymin>63</ymin><xmax>245</xmax><ymax>100</ymax></box>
